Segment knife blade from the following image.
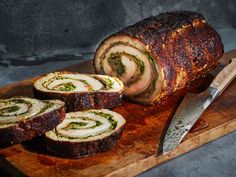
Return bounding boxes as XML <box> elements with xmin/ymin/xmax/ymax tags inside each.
<box><xmin>162</xmin><ymin>58</ymin><xmax>236</xmax><ymax>154</ymax></box>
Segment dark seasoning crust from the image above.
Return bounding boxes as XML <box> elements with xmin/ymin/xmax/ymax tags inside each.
<box><xmin>45</xmin><ymin>124</ymin><xmax>125</xmax><ymax>158</ymax></box>
<box><xmin>95</xmin><ymin>11</ymin><xmax>223</xmax><ymax>103</ymax></box>
<box><xmin>118</xmin><ymin>11</ymin><xmax>223</xmax><ymax>97</ymax></box>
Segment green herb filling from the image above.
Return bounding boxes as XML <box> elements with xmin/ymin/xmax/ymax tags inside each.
<box><xmin>0</xmin><ymin>106</ymin><xmax>20</xmax><ymax>114</ymax></box>
<box><xmin>57</xmin><ymin>82</ymin><xmax>76</xmax><ymax>91</ymax></box>
<box><xmin>90</xmin><ymin>111</ymin><xmax>117</xmax><ymax>130</ymax></box>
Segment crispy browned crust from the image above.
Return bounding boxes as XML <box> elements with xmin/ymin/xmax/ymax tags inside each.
<box><xmin>45</xmin><ymin>124</ymin><xmax>125</xmax><ymax>158</ymax></box>
<box><xmin>34</xmin><ymin>88</ymin><xmax>123</xmax><ymax>112</ymax></box>
<box><xmin>95</xmin><ymin>11</ymin><xmax>223</xmax><ymax>103</ymax></box>
<box><xmin>0</xmin><ymin>105</ymin><xmax>65</xmax><ymax>146</ymax></box>
<box><xmin>33</xmin><ymin>72</ymin><xmax>123</xmax><ymax>112</ymax></box>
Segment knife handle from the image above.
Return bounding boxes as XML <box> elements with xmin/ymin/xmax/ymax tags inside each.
<box><xmin>210</xmin><ymin>58</ymin><xmax>236</xmax><ymax>95</ymax></box>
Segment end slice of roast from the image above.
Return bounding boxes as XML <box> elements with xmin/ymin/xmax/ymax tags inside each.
<box><xmin>45</xmin><ymin>109</ymin><xmax>126</xmax><ymax>158</ymax></box>
<box><xmin>94</xmin><ymin>11</ymin><xmax>223</xmax><ymax>104</ymax></box>
<box><xmin>0</xmin><ymin>97</ymin><xmax>65</xmax><ymax>146</ymax></box>
<box><xmin>33</xmin><ymin>72</ymin><xmax>124</xmax><ymax>111</ymax></box>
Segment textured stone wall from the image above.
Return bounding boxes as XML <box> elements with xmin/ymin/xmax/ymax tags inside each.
<box><xmin>0</xmin><ymin>0</ymin><xmax>235</xmax><ymax>60</ymax></box>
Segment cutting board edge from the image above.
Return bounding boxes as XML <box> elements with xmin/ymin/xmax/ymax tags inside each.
<box><xmin>0</xmin><ymin>156</ymin><xmax>26</xmax><ymax>177</ymax></box>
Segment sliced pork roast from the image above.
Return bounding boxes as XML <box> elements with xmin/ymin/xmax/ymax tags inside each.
<box><xmin>33</xmin><ymin>72</ymin><xmax>124</xmax><ymax>111</ymax></box>
<box><xmin>45</xmin><ymin>109</ymin><xmax>126</xmax><ymax>158</ymax></box>
<box><xmin>0</xmin><ymin>97</ymin><xmax>65</xmax><ymax>146</ymax></box>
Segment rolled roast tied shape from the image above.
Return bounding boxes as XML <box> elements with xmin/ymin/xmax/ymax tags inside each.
<box><xmin>94</xmin><ymin>11</ymin><xmax>223</xmax><ymax>104</ymax></box>
<box><xmin>45</xmin><ymin>109</ymin><xmax>126</xmax><ymax>158</ymax></box>
<box><xmin>0</xmin><ymin>97</ymin><xmax>65</xmax><ymax>145</ymax></box>
<box><xmin>33</xmin><ymin>72</ymin><xmax>124</xmax><ymax>111</ymax></box>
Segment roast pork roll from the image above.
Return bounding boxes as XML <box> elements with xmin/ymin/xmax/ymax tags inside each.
<box><xmin>94</xmin><ymin>11</ymin><xmax>223</xmax><ymax>104</ymax></box>
<box><xmin>33</xmin><ymin>72</ymin><xmax>124</xmax><ymax>111</ymax></box>
<box><xmin>0</xmin><ymin>97</ymin><xmax>65</xmax><ymax>146</ymax></box>
<box><xmin>45</xmin><ymin>109</ymin><xmax>126</xmax><ymax>158</ymax></box>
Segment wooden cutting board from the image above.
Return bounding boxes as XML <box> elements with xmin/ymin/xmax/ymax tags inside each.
<box><xmin>0</xmin><ymin>50</ymin><xmax>235</xmax><ymax>177</ymax></box>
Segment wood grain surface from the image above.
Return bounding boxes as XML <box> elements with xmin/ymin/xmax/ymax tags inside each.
<box><xmin>0</xmin><ymin>50</ymin><xmax>235</xmax><ymax>177</ymax></box>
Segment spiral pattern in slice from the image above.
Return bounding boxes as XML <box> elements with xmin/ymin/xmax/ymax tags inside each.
<box><xmin>95</xmin><ymin>38</ymin><xmax>162</xmax><ymax>104</ymax></box>
<box><xmin>0</xmin><ymin>97</ymin><xmax>65</xmax><ymax>145</ymax></box>
<box><xmin>0</xmin><ymin>97</ymin><xmax>60</xmax><ymax>128</ymax></box>
<box><xmin>94</xmin><ymin>11</ymin><xmax>223</xmax><ymax>104</ymax></box>
<box><xmin>46</xmin><ymin>109</ymin><xmax>125</xmax><ymax>142</ymax></box>
<box><xmin>34</xmin><ymin>72</ymin><xmax>123</xmax><ymax>93</ymax></box>
<box><xmin>33</xmin><ymin>72</ymin><xmax>124</xmax><ymax>111</ymax></box>
<box><xmin>45</xmin><ymin>109</ymin><xmax>125</xmax><ymax>158</ymax></box>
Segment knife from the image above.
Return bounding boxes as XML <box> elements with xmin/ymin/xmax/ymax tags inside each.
<box><xmin>162</xmin><ymin>58</ymin><xmax>236</xmax><ymax>154</ymax></box>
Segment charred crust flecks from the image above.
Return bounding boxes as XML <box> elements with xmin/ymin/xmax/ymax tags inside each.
<box><xmin>33</xmin><ymin>87</ymin><xmax>123</xmax><ymax>112</ymax></box>
<box><xmin>110</xmin><ymin>11</ymin><xmax>223</xmax><ymax>102</ymax></box>
<box><xmin>45</xmin><ymin>124</ymin><xmax>125</xmax><ymax>158</ymax></box>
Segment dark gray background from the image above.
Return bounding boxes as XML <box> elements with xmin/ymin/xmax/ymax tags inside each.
<box><xmin>0</xmin><ymin>0</ymin><xmax>236</xmax><ymax>60</ymax></box>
